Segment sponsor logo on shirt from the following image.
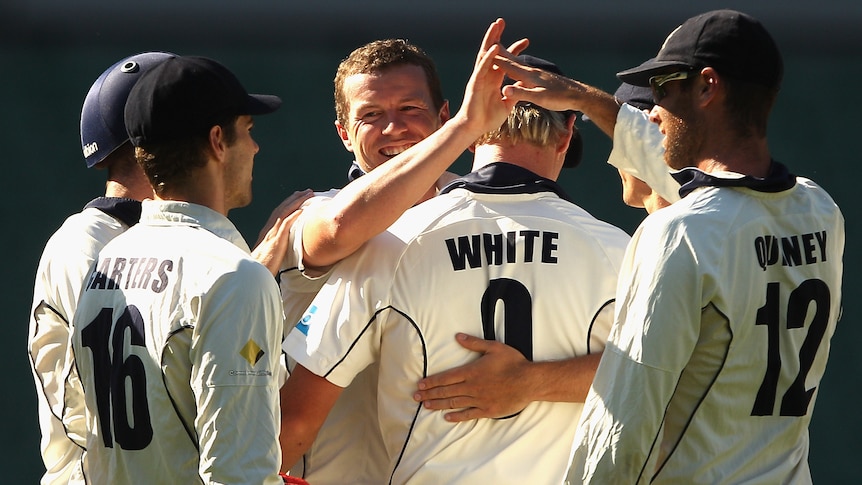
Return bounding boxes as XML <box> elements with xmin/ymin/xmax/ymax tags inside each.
<box><xmin>239</xmin><ymin>338</ymin><xmax>265</xmax><ymax>366</ymax></box>
<box><xmin>295</xmin><ymin>305</ymin><xmax>317</xmax><ymax>336</ymax></box>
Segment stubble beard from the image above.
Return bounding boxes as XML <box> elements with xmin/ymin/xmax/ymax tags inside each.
<box><xmin>663</xmin><ymin>111</ymin><xmax>703</xmax><ymax>171</ymax></box>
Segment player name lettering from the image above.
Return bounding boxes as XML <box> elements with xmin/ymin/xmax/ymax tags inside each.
<box><xmin>86</xmin><ymin>256</ymin><xmax>174</xmax><ymax>293</ymax></box>
<box><xmin>445</xmin><ymin>230</ymin><xmax>559</xmax><ymax>271</ymax></box>
<box><xmin>754</xmin><ymin>230</ymin><xmax>827</xmax><ymax>271</ymax></box>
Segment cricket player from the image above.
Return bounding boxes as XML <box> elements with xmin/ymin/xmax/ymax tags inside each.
<box><xmin>280</xmin><ymin>49</ymin><xmax>630</xmax><ymax>483</ymax></box>
<box><xmin>71</xmin><ymin>56</ymin><xmax>287</xmax><ymax>483</ymax></box>
<box><xmin>269</xmin><ymin>20</ymin><xmax>533</xmax><ymax>483</ymax></box>
<box><xmin>566</xmin><ymin>10</ymin><xmax>845</xmax><ymax>482</ymax></box>
<box><xmin>28</xmin><ymin>51</ymin><xmax>173</xmax><ymax>484</ymax></box>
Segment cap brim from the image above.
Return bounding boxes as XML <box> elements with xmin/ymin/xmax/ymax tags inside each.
<box><xmin>616</xmin><ymin>58</ymin><xmax>694</xmax><ymax>86</ymax></box>
<box><xmin>246</xmin><ymin>94</ymin><xmax>282</xmax><ymax>115</ymax></box>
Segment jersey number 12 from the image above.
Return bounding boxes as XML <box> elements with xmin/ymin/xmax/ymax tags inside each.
<box><xmin>751</xmin><ymin>279</ymin><xmax>830</xmax><ymax>417</ymax></box>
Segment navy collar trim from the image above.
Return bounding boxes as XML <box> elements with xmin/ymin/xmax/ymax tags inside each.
<box><xmin>83</xmin><ymin>197</ymin><xmax>142</xmax><ymax>227</ymax></box>
<box><xmin>671</xmin><ymin>161</ymin><xmax>796</xmax><ymax>198</ymax></box>
<box><xmin>439</xmin><ymin>162</ymin><xmax>573</xmax><ymax>202</ymax></box>
<box><xmin>347</xmin><ymin>161</ymin><xmax>366</xmax><ymax>182</ymax></box>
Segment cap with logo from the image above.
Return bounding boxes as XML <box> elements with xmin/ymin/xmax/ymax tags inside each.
<box><xmin>80</xmin><ymin>51</ymin><xmax>176</xmax><ymax>168</ymax></box>
<box><xmin>617</xmin><ymin>9</ymin><xmax>783</xmax><ymax>90</ymax></box>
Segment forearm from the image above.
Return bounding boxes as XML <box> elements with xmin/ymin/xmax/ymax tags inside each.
<box><xmin>520</xmin><ymin>352</ymin><xmax>602</xmax><ymax>403</ymax></box>
<box><xmin>569</xmin><ymin>83</ymin><xmax>620</xmax><ymax>138</ymax></box>
<box><xmin>279</xmin><ymin>364</ymin><xmax>344</xmax><ymax>472</ymax></box>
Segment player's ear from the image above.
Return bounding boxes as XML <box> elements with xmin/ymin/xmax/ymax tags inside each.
<box><xmin>438</xmin><ymin>100</ymin><xmax>451</xmax><ymax>125</ymax></box>
<box><xmin>335</xmin><ymin>120</ymin><xmax>353</xmax><ymax>152</ymax></box>
<box><xmin>698</xmin><ymin>67</ymin><xmax>721</xmax><ymax>108</ymax></box>
<box><xmin>208</xmin><ymin>124</ymin><xmax>227</xmax><ymax>161</ymax></box>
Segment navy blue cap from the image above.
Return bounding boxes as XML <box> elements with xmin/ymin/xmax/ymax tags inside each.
<box><xmin>617</xmin><ymin>10</ymin><xmax>782</xmax><ymax>90</ymax></box>
<box><xmin>124</xmin><ymin>56</ymin><xmax>282</xmax><ymax>147</ymax></box>
<box><xmin>504</xmin><ymin>55</ymin><xmax>582</xmax><ymax>169</ymax></box>
<box><xmin>614</xmin><ymin>82</ymin><xmax>655</xmax><ymax>111</ymax></box>
<box><xmin>80</xmin><ymin>51</ymin><xmax>176</xmax><ymax>168</ymax></box>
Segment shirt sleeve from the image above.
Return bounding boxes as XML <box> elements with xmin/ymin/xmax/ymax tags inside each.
<box><xmin>279</xmin><ymin>208</ymin><xmax>335</xmax><ymax>332</ymax></box>
<box><xmin>283</xmin><ymin>233</ymin><xmax>399</xmax><ymax>388</ymax></box>
<box><xmin>571</xmin><ymin>214</ymin><xmax>702</xmax><ymax>483</ymax></box>
<box><xmin>192</xmin><ymin>259</ymin><xmax>283</xmax><ymax>485</ymax></box>
<box><xmin>607</xmin><ymin>104</ymin><xmax>682</xmax><ymax>203</ymax></box>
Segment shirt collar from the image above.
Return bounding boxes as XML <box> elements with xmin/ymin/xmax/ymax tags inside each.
<box><xmin>139</xmin><ymin>200</ymin><xmax>251</xmax><ymax>253</ymax></box>
<box><xmin>83</xmin><ymin>197</ymin><xmax>142</xmax><ymax>227</ymax></box>
<box><xmin>439</xmin><ymin>162</ymin><xmax>573</xmax><ymax>202</ymax></box>
<box><xmin>347</xmin><ymin>160</ymin><xmax>365</xmax><ymax>183</ymax></box>
<box><xmin>671</xmin><ymin>160</ymin><xmax>796</xmax><ymax>198</ymax></box>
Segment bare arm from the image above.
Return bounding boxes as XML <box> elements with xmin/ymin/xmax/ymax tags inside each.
<box><xmin>494</xmin><ymin>54</ymin><xmax>621</xmax><ymax>137</ymax></box>
<box><xmin>413</xmin><ymin>333</ymin><xmax>602</xmax><ymax>422</ymax></box>
<box><xmin>279</xmin><ymin>364</ymin><xmax>344</xmax><ymax>473</ymax></box>
<box><xmin>300</xmin><ymin>18</ymin><xmax>527</xmax><ymax>271</ymax></box>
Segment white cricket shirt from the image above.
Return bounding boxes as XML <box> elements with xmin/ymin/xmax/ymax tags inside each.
<box><xmin>29</xmin><ymin>198</ymin><xmax>140</xmax><ymax>485</ymax></box>
<box><xmin>285</xmin><ymin>163</ymin><xmax>630</xmax><ymax>484</ymax></box>
<box><xmin>71</xmin><ymin>200</ymin><xmax>283</xmax><ymax>484</ymax></box>
<box><xmin>607</xmin><ymin>103</ymin><xmax>682</xmax><ymax>203</ymax></box>
<box><xmin>569</xmin><ymin>163</ymin><xmax>845</xmax><ymax>484</ymax></box>
<box><xmin>279</xmin><ymin>188</ymin><xmax>390</xmax><ymax>484</ymax></box>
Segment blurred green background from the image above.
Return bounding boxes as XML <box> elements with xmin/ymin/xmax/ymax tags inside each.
<box><xmin>3</xmin><ymin>1</ymin><xmax>859</xmax><ymax>481</ymax></box>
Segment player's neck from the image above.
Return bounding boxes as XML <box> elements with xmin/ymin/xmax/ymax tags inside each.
<box><xmin>695</xmin><ymin>120</ymin><xmax>772</xmax><ymax>177</ymax></box>
<box><xmin>104</xmin><ymin>179</ymin><xmax>153</xmax><ymax>201</ymax></box>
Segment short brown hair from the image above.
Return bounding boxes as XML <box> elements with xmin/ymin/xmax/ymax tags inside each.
<box><xmin>334</xmin><ymin>39</ymin><xmax>444</xmax><ymax>127</ymax></box>
<box><xmin>722</xmin><ymin>76</ymin><xmax>777</xmax><ymax>138</ymax></box>
<box><xmin>134</xmin><ymin>116</ymin><xmax>238</xmax><ymax>195</ymax></box>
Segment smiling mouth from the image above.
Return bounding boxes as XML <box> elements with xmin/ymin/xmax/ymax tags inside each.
<box><xmin>380</xmin><ymin>144</ymin><xmax>414</xmax><ymax>157</ymax></box>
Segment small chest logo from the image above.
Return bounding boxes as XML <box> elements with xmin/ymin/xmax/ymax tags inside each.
<box><xmin>295</xmin><ymin>305</ymin><xmax>318</xmax><ymax>336</ymax></box>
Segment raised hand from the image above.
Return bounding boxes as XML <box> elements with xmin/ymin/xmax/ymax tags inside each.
<box><xmin>453</xmin><ymin>18</ymin><xmax>530</xmax><ymax>137</ymax></box>
<box><xmin>495</xmin><ymin>52</ymin><xmax>620</xmax><ymax>135</ymax></box>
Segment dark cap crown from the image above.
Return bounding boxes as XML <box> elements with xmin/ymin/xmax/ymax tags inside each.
<box><xmin>617</xmin><ymin>9</ymin><xmax>783</xmax><ymax>90</ymax></box>
<box><xmin>124</xmin><ymin>56</ymin><xmax>282</xmax><ymax>146</ymax></box>
<box><xmin>614</xmin><ymin>82</ymin><xmax>655</xmax><ymax>111</ymax></box>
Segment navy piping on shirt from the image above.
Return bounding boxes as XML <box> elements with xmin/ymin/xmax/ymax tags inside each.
<box><xmin>439</xmin><ymin>162</ymin><xmax>574</xmax><ymax>203</ymax></box>
<box><xmin>671</xmin><ymin>160</ymin><xmax>796</xmax><ymax>198</ymax></box>
<box><xmin>83</xmin><ymin>197</ymin><xmax>142</xmax><ymax>227</ymax></box>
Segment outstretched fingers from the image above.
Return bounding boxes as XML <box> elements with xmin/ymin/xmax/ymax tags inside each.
<box><xmin>476</xmin><ymin>18</ymin><xmax>505</xmax><ymax>66</ymax></box>
<box><xmin>496</xmin><ymin>54</ymin><xmax>579</xmax><ymax>112</ymax></box>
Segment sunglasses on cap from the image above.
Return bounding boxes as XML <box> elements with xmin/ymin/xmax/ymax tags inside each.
<box><xmin>649</xmin><ymin>70</ymin><xmax>694</xmax><ymax>102</ymax></box>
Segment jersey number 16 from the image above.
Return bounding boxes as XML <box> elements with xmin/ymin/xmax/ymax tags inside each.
<box><xmin>81</xmin><ymin>306</ymin><xmax>154</xmax><ymax>449</ymax></box>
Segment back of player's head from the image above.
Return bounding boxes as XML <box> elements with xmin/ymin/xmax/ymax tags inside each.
<box><xmin>122</xmin><ymin>55</ymin><xmax>282</xmax><ymax>195</ymax></box>
<box><xmin>481</xmin><ymin>55</ymin><xmax>582</xmax><ymax>168</ymax></box>
<box><xmin>333</xmin><ymin>39</ymin><xmax>445</xmax><ymax>127</ymax></box>
<box><xmin>80</xmin><ymin>51</ymin><xmax>177</xmax><ymax>168</ymax></box>
<box><xmin>124</xmin><ymin>55</ymin><xmax>282</xmax><ymax>148</ymax></box>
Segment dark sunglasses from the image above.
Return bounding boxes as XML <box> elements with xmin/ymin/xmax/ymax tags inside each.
<box><xmin>649</xmin><ymin>71</ymin><xmax>693</xmax><ymax>102</ymax></box>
